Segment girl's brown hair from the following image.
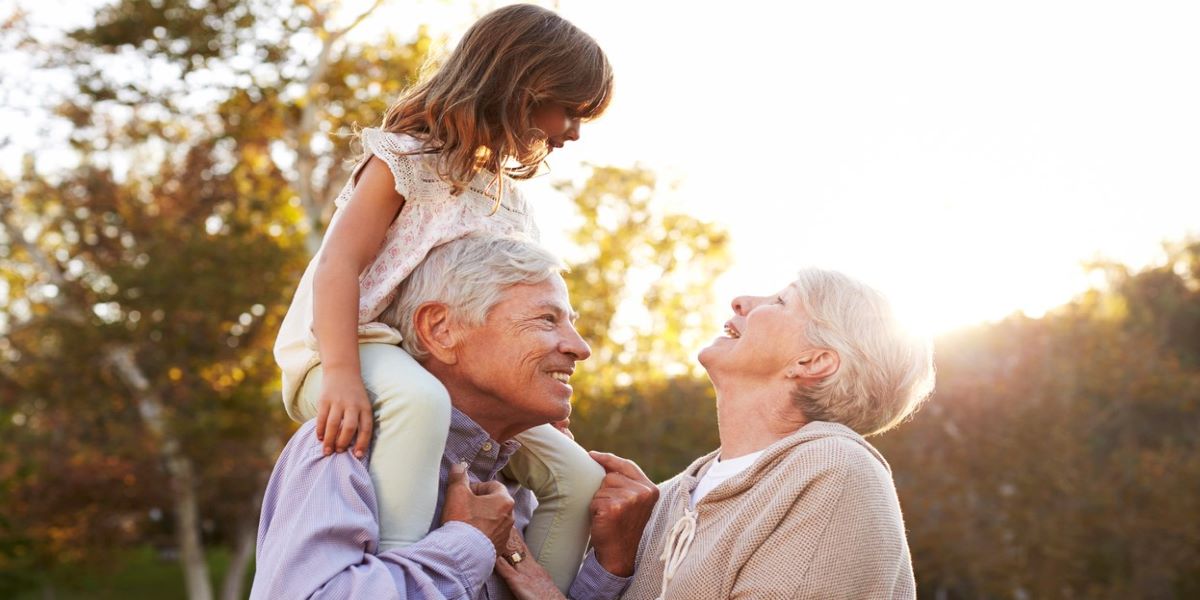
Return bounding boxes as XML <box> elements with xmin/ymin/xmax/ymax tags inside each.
<box><xmin>381</xmin><ymin>3</ymin><xmax>613</xmax><ymax>193</ymax></box>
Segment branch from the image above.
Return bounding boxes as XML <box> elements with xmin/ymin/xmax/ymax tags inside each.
<box><xmin>0</xmin><ymin>201</ymin><xmax>91</xmax><ymax>325</ymax></box>
<box><xmin>329</xmin><ymin>0</ymin><xmax>386</xmax><ymax>42</ymax></box>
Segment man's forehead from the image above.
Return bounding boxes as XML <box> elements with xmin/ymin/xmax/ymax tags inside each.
<box><xmin>498</xmin><ymin>277</ymin><xmax>577</xmax><ymax>317</ymax></box>
<box><xmin>529</xmin><ymin>299</ymin><xmax>579</xmax><ymax>320</ymax></box>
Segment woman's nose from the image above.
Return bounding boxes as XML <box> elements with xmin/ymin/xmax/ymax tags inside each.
<box><xmin>732</xmin><ymin>295</ymin><xmax>756</xmax><ymax>316</ymax></box>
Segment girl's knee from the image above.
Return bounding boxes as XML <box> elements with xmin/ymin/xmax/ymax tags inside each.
<box><xmin>558</xmin><ymin>447</ymin><xmax>605</xmax><ymax>492</ymax></box>
<box><xmin>517</xmin><ymin>429</ymin><xmax>605</xmax><ymax>498</ymax></box>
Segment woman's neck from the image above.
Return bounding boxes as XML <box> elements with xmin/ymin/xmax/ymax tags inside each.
<box><xmin>713</xmin><ymin>377</ymin><xmax>806</xmax><ymax>460</ymax></box>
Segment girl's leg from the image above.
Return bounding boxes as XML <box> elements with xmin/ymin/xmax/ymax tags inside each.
<box><xmin>506</xmin><ymin>424</ymin><xmax>606</xmax><ymax>593</ymax></box>
<box><xmin>294</xmin><ymin>343</ymin><xmax>451</xmax><ymax>551</ymax></box>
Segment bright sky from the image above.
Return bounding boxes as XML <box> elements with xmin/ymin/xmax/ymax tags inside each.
<box><xmin>6</xmin><ymin>0</ymin><xmax>1200</xmax><ymax>340</ymax></box>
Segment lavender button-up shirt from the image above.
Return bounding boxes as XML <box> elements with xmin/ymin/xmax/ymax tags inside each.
<box><xmin>251</xmin><ymin>409</ymin><xmax>629</xmax><ymax>599</ymax></box>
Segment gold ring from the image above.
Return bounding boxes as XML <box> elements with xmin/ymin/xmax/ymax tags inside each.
<box><xmin>506</xmin><ymin>550</ymin><xmax>525</xmax><ymax>566</ymax></box>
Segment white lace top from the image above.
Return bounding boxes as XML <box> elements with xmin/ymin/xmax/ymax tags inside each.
<box><xmin>274</xmin><ymin>129</ymin><xmax>540</xmax><ymax>409</ymax></box>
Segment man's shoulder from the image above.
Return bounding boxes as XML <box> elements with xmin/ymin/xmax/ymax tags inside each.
<box><xmin>273</xmin><ymin>420</ymin><xmax>372</xmax><ymax>478</ymax></box>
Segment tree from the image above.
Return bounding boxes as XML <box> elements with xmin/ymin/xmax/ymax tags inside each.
<box><xmin>557</xmin><ymin>164</ymin><xmax>732</xmax><ymax>481</ymax></box>
<box><xmin>1</xmin><ymin>1</ymin><xmax>428</xmax><ymax>597</ymax></box>
<box><xmin>873</xmin><ymin>239</ymin><xmax>1200</xmax><ymax>598</ymax></box>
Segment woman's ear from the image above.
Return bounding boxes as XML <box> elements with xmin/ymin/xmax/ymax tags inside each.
<box><xmin>414</xmin><ymin>302</ymin><xmax>459</xmax><ymax>365</ymax></box>
<box><xmin>786</xmin><ymin>349</ymin><xmax>840</xmax><ymax>382</ymax></box>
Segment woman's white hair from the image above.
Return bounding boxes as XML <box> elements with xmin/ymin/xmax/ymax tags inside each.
<box><xmin>788</xmin><ymin>268</ymin><xmax>935</xmax><ymax>436</ymax></box>
<box><xmin>378</xmin><ymin>234</ymin><xmax>565</xmax><ymax>359</ymax></box>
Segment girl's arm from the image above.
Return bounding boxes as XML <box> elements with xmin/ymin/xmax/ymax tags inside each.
<box><xmin>313</xmin><ymin>156</ymin><xmax>406</xmax><ymax>458</ymax></box>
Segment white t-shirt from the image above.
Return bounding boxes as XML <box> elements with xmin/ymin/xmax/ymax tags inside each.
<box><xmin>690</xmin><ymin>450</ymin><xmax>764</xmax><ymax>508</ymax></box>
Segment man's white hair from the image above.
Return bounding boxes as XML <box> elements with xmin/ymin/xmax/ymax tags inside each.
<box><xmin>788</xmin><ymin>268</ymin><xmax>935</xmax><ymax>436</ymax></box>
<box><xmin>379</xmin><ymin>234</ymin><xmax>565</xmax><ymax>360</ymax></box>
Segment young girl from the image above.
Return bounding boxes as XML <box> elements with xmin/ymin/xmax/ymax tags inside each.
<box><xmin>272</xmin><ymin>3</ymin><xmax>613</xmax><ymax>592</ymax></box>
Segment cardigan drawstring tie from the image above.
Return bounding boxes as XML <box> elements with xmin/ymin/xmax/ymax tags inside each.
<box><xmin>656</xmin><ymin>507</ymin><xmax>698</xmax><ymax>600</ymax></box>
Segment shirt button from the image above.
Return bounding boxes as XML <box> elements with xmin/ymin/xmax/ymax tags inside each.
<box><xmin>482</xmin><ymin>442</ymin><xmax>493</xmax><ymax>452</ymax></box>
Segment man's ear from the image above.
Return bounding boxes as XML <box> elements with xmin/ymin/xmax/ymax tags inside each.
<box><xmin>413</xmin><ymin>302</ymin><xmax>459</xmax><ymax>365</ymax></box>
<box><xmin>785</xmin><ymin>348</ymin><xmax>840</xmax><ymax>382</ymax></box>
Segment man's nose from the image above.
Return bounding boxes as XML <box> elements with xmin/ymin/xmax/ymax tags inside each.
<box><xmin>562</xmin><ymin>325</ymin><xmax>591</xmax><ymax>361</ymax></box>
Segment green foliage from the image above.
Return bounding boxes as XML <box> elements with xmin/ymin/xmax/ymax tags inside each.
<box><xmin>10</xmin><ymin>546</ymin><xmax>253</xmax><ymax>600</ymax></box>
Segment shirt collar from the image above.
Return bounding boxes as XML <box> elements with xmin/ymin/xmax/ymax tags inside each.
<box><xmin>445</xmin><ymin>407</ymin><xmax>522</xmax><ymax>482</ymax></box>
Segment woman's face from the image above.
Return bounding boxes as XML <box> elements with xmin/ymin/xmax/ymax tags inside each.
<box><xmin>530</xmin><ymin>103</ymin><xmax>581</xmax><ymax>152</ymax></box>
<box><xmin>699</xmin><ymin>281</ymin><xmax>816</xmax><ymax>379</ymax></box>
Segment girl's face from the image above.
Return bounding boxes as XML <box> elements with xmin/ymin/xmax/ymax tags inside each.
<box><xmin>531</xmin><ymin>104</ymin><xmax>581</xmax><ymax>152</ymax></box>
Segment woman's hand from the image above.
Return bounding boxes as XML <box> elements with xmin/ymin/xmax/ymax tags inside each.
<box><xmin>493</xmin><ymin>528</ymin><xmax>565</xmax><ymax>600</ymax></box>
<box><xmin>587</xmin><ymin>451</ymin><xmax>659</xmax><ymax>577</ymax></box>
<box><xmin>315</xmin><ymin>369</ymin><xmax>373</xmax><ymax>458</ymax></box>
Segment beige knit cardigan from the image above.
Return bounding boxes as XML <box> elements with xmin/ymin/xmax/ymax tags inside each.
<box><xmin>620</xmin><ymin>421</ymin><xmax>916</xmax><ymax>600</ymax></box>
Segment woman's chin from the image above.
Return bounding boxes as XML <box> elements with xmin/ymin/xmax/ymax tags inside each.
<box><xmin>697</xmin><ymin>341</ymin><xmax>725</xmax><ymax>370</ymax></box>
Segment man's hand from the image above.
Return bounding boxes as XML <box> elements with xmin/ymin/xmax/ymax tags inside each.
<box><xmin>441</xmin><ymin>462</ymin><xmax>516</xmax><ymax>554</ymax></box>
<box><xmin>493</xmin><ymin>528</ymin><xmax>565</xmax><ymax>600</ymax></box>
<box><xmin>587</xmin><ymin>451</ymin><xmax>659</xmax><ymax>577</ymax></box>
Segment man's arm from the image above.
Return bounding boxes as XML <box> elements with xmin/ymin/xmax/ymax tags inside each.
<box><xmin>250</xmin><ymin>423</ymin><xmax>496</xmax><ymax>599</ymax></box>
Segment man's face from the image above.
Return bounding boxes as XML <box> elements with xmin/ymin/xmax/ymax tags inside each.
<box><xmin>454</xmin><ymin>275</ymin><xmax>591</xmax><ymax>426</ymax></box>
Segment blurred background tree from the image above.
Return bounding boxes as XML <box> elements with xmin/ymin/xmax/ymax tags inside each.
<box><xmin>1</xmin><ymin>0</ymin><xmax>430</xmax><ymax>598</ymax></box>
<box><xmin>875</xmin><ymin>240</ymin><xmax>1200</xmax><ymax>599</ymax></box>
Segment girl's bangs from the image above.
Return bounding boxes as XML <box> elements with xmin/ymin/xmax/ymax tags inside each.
<box><xmin>569</xmin><ymin>48</ymin><xmax>614</xmax><ymax>120</ymax></box>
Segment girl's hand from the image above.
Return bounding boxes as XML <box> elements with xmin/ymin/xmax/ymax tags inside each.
<box><xmin>315</xmin><ymin>370</ymin><xmax>373</xmax><ymax>458</ymax></box>
<box><xmin>493</xmin><ymin>528</ymin><xmax>565</xmax><ymax>600</ymax></box>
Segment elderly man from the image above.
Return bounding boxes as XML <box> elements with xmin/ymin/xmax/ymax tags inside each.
<box><xmin>251</xmin><ymin>235</ymin><xmax>658</xmax><ymax>599</ymax></box>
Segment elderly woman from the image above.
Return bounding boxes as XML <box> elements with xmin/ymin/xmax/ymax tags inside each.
<box><xmin>499</xmin><ymin>268</ymin><xmax>933</xmax><ymax>600</ymax></box>
<box><xmin>615</xmin><ymin>268</ymin><xmax>935</xmax><ymax>599</ymax></box>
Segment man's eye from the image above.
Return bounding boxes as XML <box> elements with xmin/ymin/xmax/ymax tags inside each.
<box><xmin>775</xmin><ymin>296</ymin><xmax>785</xmax><ymax>305</ymax></box>
<box><xmin>541</xmin><ymin>315</ymin><xmax>558</xmax><ymax>324</ymax></box>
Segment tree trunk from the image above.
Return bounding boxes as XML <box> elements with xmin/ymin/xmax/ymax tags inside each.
<box><xmin>4</xmin><ymin>208</ymin><xmax>213</xmax><ymax>599</ymax></box>
<box><xmin>291</xmin><ymin>0</ymin><xmax>386</xmax><ymax>254</ymax></box>
<box><xmin>109</xmin><ymin>345</ymin><xmax>213</xmax><ymax>600</ymax></box>
<box><xmin>219</xmin><ymin>512</ymin><xmax>258</xmax><ymax>600</ymax></box>
<box><xmin>171</xmin><ymin>456</ymin><xmax>214</xmax><ymax>600</ymax></box>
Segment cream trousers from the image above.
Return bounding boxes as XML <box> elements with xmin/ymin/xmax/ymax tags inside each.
<box><xmin>289</xmin><ymin>343</ymin><xmax>604</xmax><ymax>593</ymax></box>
